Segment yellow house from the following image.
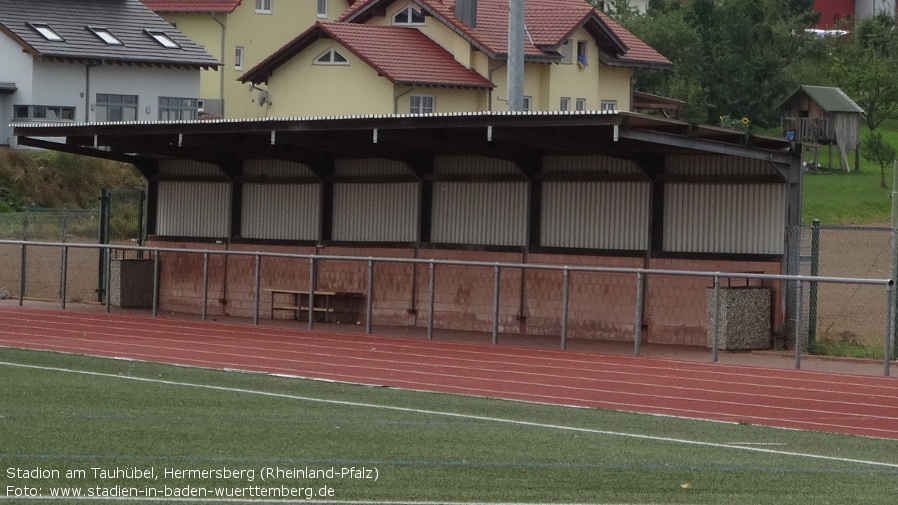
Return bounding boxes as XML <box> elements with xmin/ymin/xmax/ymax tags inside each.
<box><xmin>239</xmin><ymin>0</ymin><xmax>670</xmax><ymax>117</ymax></box>
<box><xmin>141</xmin><ymin>0</ymin><xmax>354</xmax><ymax>118</ymax></box>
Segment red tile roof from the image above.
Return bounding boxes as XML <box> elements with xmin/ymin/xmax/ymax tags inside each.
<box><xmin>240</xmin><ymin>22</ymin><xmax>494</xmax><ymax>89</ymax></box>
<box><xmin>339</xmin><ymin>0</ymin><xmax>669</xmax><ymax>67</ymax></box>
<box><xmin>140</xmin><ymin>0</ymin><xmax>241</xmax><ymax>13</ymax></box>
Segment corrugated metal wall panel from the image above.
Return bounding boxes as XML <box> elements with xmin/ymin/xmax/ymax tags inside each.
<box><xmin>157</xmin><ymin>181</ymin><xmax>230</xmax><ymax>237</ymax></box>
<box><xmin>334</xmin><ymin>159</ymin><xmax>412</xmax><ymax>177</ymax></box>
<box><xmin>158</xmin><ymin>160</ymin><xmax>221</xmax><ymax>177</ymax></box>
<box><xmin>664</xmin><ymin>184</ymin><xmax>785</xmax><ymax>254</ymax></box>
<box><xmin>332</xmin><ymin>183</ymin><xmax>418</xmax><ymax>242</ymax></box>
<box><xmin>543</xmin><ymin>155</ymin><xmax>642</xmax><ymax>174</ymax></box>
<box><xmin>434</xmin><ymin>155</ymin><xmax>520</xmax><ymax>175</ymax></box>
<box><xmin>666</xmin><ymin>155</ymin><xmax>777</xmax><ymax>176</ymax></box>
<box><xmin>431</xmin><ymin>182</ymin><xmax>528</xmax><ymax>246</ymax></box>
<box><xmin>242</xmin><ymin>184</ymin><xmax>320</xmax><ymax>240</ymax></box>
<box><xmin>244</xmin><ymin>159</ymin><xmax>315</xmax><ymax>177</ymax></box>
<box><xmin>542</xmin><ymin>182</ymin><xmax>650</xmax><ymax>250</ymax></box>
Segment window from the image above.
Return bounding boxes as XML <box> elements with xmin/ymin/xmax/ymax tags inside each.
<box><xmin>96</xmin><ymin>94</ymin><xmax>138</xmax><ymax>122</ymax></box>
<box><xmin>13</xmin><ymin>105</ymin><xmax>76</xmax><ymax>121</ymax></box>
<box><xmin>146</xmin><ymin>30</ymin><xmax>180</xmax><ymax>49</ymax></box>
<box><xmin>235</xmin><ymin>46</ymin><xmax>244</xmax><ymax>70</ymax></box>
<box><xmin>317</xmin><ymin>0</ymin><xmax>328</xmax><ymax>18</ymax></box>
<box><xmin>560</xmin><ymin>97</ymin><xmax>571</xmax><ymax>111</ymax></box>
<box><xmin>88</xmin><ymin>26</ymin><xmax>123</xmax><ymax>45</ymax></box>
<box><xmin>576</xmin><ymin>40</ymin><xmax>588</xmax><ymax>67</ymax></box>
<box><xmin>255</xmin><ymin>0</ymin><xmax>272</xmax><ymax>13</ymax></box>
<box><xmin>522</xmin><ymin>96</ymin><xmax>532</xmax><ymax>111</ymax></box>
<box><xmin>600</xmin><ymin>100</ymin><xmax>617</xmax><ymax>112</ymax></box>
<box><xmin>410</xmin><ymin>95</ymin><xmax>434</xmax><ymax>114</ymax></box>
<box><xmin>29</xmin><ymin>23</ymin><xmax>63</xmax><ymax>42</ymax></box>
<box><xmin>393</xmin><ymin>6</ymin><xmax>425</xmax><ymax>25</ymax></box>
<box><xmin>314</xmin><ymin>48</ymin><xmax>348</xmax><ymax>65</ymax></box>
<box><xmin>575</xmin><ymin>98</ymin><xmax>586</xmax><ymax>111</ymax></box>
<box><xmin>159</xmin><ymin>97</ymin><xmax>199</xmax><ymax>121</ymax></box>
<box><xmin>560</xmin><ymin>39</ymin><xmax>572</xmax><ymax>64</ymax></box>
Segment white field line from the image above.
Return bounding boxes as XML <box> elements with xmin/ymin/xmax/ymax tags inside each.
<box><xmin>2</xmin><ymin>360</ymin><xmax>898</xmax><ymax>470</ymax></box>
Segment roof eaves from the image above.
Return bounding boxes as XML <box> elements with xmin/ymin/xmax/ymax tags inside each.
<box><xmin>0</xmin><ymin>23</ymin><xmax>40</xmax><ymax>59</ymax></box>
<box><xmin>599</xmin><ymin>53</ymin><xmax>671</xmax><ymax>70</ymax></box>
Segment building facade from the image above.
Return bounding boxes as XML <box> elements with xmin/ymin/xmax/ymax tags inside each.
<box><xmin>0</xmin><ymin>0</ymin><xmax>218</xmax><ymax>146</ymax></box>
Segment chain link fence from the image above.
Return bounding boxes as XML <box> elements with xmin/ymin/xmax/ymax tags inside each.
<box><xmin>799</xmin><ymin>223</ymin><xmax>893</xmax><ymax>352</ymax></box>
<box><xmin>0</xmin><ymin>208</ymin><xmax>101</xmax><ymax>303</ymax></box>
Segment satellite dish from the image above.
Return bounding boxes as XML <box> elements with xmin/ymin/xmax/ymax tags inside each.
<box><xmin>257</xmin><ymin>89</ymin><xmax>269</xmax><ymax>106</ymax></box>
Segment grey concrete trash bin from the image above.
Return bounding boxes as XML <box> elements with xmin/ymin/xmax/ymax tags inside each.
<box><xmin>110</xmin><ymin>258</ymin><xmax>154</xmax><ymax>308</ymax></box>
<box><xmin>706</xmin><ymin>286</ymin><xmax>771</xmax><ymax>350</ymax></box>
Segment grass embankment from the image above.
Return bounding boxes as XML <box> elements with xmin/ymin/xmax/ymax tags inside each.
<box><xmin>2</xmin><ymin>348</ymin><xmax>898</xmax><ymax>505</ymax></box>
<box><xmin>0</xmin><ymin>148</ymin><xmax>143</xmax><ymax>212</ymax></box>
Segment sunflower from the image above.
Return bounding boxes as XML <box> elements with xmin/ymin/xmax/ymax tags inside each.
<box><xmin>741</xmin><ymin>117</ymin><xmax>750</xmax><ymax>125</ymax></box>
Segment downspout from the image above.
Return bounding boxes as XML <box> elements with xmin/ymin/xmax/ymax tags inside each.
<box><xmin>211</xmin><ymin>13</ymin><xmax>226</xmax><ymax>113</ymax></box>
<box><xmin>487</xmin><ymin>61</ymin><xmax>506</xmax><ymax>112</ymax></box>
<box><xmin>393</xmin><ymin>85</ymin><xmax>417</xmax><ymax>114</ymax></box>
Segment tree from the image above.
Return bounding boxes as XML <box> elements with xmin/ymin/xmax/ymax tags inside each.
<box><xmin>827</xmin><ymin>15</ymin><xmax>898</xmax><ymax>131</ymax></box>
<box><xmin>619</xmin><ymin>0</ymin><xmax>821</xmax><ymax>127</ymax></box>
<box><xmin>861</xmin><ymin>132</ymin><xmax>895</xmax><ymax>189</ymax></box>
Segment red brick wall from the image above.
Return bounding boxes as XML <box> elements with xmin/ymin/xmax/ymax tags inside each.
<box><xmin>146</xmin><ymin>240</ymin><xmax>783</xmax><ymax>347</ymax></box>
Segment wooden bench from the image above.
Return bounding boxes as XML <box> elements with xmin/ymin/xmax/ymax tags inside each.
<box><xmin>264</xmin><ymin>289</ymin><xmax>364</xmax><ymax>323</ymax></box>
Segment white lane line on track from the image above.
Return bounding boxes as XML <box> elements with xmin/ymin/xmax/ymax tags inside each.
<box><xmin>5</xmin><ymin>328</ymin><xmax>898</xmax><ymax>424</ymax></box>
<box><xmin>5</xmin><ymin>308</ymin><xmax>890</xmax><ymax>386</ymax></box>
<box><xmin>6</xmin><ymin>320</ymin><xmax>898</xmax><ymax>409</ymax></box>
<box><xmin>2</xmin><ymin>342</ymin><xmax>897</xmax><ymax>439</ymax></box>
<box><xmin>2</xmin><ymin>359</ymin><xmax>898</xmax><ymax>470</ymax></box>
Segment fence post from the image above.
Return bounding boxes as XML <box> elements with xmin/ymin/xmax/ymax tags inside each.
<box><xmin>18</xmin><ymin>243</ymin><xmax>26</xmax><ymax>306</ymax></box>
<box><xmin>711</xmin><ymin>274</ymin><xmax>721</xmax><ymax>363</ymax></box>
<box><xmin>884</xmin><ymin>282</ymin><xmax>894</xmax><ymax>377</ymax></box>
<box><xmin>808</xmin><ymin>219</ymin><xmax>820</xmax><ymax>348</ymax></box>
<box><xmin>252</xmin><ymin>254</ymin><xmax>261</xmax><ymax>326</ymax></box>
<box><xmin>366</xmin><ymin>259</ymin><xmax>374</xmax><ymax>335</ymax></box>
<box><xmin>794</xmin><ymin>279</ymin><xmax>804</xmax><ymax>369</ymax></box>
<box><xmin>201</xmin><ymin>252</ymin><xmax>209</xmax><ymax>322</ymax></box>
<box><xmin>633</xmin><ymin>271</ymin><xmax>644</xmax><ymax>356</ymax></box>
<box><xmin>60</xmin><ymin>246</ymin><xmax>68</xmax><ymax>310</ymax></box>
<box><xmin>492</xmin><ymin>265</ymin><xmax>500</xmax><ymax>345</ymax></box>
<box><xmin>105</xmin><ymin>246</ymin><xmax>112</xmax><ymax>313</ymax></box>
<box><xmin>152</xmin><ymin>251</ymin><xmax>159</xmax><ymax>318</ymax></box>
<box><xmin>560</xmin><ymin>268</ymin><xmax>570</xmax><ymax>350</ymax></box>
<box><xmin>307</xmin><ymin>258</ymin><xmax>316</xmax><ymax>330</ymax></box>
<box><xmin>427</xmin><ymin>261</ymin><xmax>435</xmax><ymax>340</ymax></box>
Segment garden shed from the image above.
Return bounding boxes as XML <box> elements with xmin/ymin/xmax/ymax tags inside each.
<box><xmin>779</xmin><ymin>85</ymin><xmax>863</xmax><ymax>170</ymax></box>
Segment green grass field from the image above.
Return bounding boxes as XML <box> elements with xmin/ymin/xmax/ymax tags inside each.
<box><xmin>802</xmin><ymin>119</ymin><xmax>898</xmax><ymax>225</ymax></box>
<box><xmin>2</xmin><ymin>347</ymin><xmax>898</xmax><ymax>504</ymax></box>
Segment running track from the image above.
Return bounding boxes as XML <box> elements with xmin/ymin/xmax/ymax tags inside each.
<box><xmin>2</xmin><ymin>306</ymin><xmax>898</xmax><ymax>439</ymax></box>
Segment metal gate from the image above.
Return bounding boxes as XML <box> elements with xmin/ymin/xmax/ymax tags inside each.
<box><xmin>96</xmin><ymin>189</ymin><xmax>146</xmax><ymax>302</ymax></box>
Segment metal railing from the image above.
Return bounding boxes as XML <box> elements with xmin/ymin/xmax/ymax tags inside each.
<box><xmin>2</xmin><ymin>239</ymin><xmax>895</xmax><ymax>376</ymax></box>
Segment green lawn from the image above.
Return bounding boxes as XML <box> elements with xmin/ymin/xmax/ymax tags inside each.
<box><xmin>802</xmin><ymin>119</ymin><xmax>898</xmax><ymax>225</ymax></box>
<box><xmin>2</xmin><ymin>347</ymin><xmax>898</xmax><ymax>504</ymax></box>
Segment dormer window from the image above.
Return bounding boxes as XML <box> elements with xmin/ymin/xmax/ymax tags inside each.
<box><xmin>89</xmin><ymin>27</ymin><xmax>123</xmax><ymax>45</ymax></box>
<box><xmin>29</xmin><ymin>23</ymin><xmax>63</xmax><ymax>42</ymax></box>
<box><xmin>314</xmin><ymin>48</ymin><xmax>348</xmax><ymax>65</ymax></box>
<box><xmin>146</xmin><ymin>30</ymin><xmax>180</xmax><ymax>49</ymax></box>
<box><xmin>393</xmin><ymin>6</ymin><xmax>425</xmax><ymax>25</ymax></box>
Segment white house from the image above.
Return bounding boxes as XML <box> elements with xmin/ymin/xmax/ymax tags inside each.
<box><xmin>0</xmin><ymin>0</ymin><xmax>219</xmax><ymax>146</ymax></box>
